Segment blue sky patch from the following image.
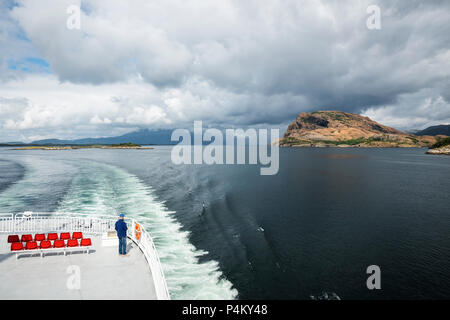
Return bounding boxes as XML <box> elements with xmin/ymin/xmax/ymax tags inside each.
<box><xmin>7</xmin><ymin>57</ymin><xmax>51</xmax><ymax>73</ymax></box>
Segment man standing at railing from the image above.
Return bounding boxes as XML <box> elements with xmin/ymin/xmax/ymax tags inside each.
<box><xmin>115</xmin><ymin>213</ymin><xmax>128</xmax><ymax>255</ymax></box>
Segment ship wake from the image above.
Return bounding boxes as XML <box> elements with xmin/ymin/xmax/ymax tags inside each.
<box><xmin>56</xmin><ymin>161</ymin><xmax>238</xmax><ymax>299</ymax></box>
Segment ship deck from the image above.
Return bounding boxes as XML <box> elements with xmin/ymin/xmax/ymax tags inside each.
<box><xmin>0</xmin><ymin>234</ymin><xmax>157</xmax><ymax>299</ymax></box>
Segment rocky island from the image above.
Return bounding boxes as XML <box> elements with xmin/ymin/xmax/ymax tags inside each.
<box><xmin>426</xmin><ymin>137</ymin><xmax>450</xmax><ymax>155</ymax></box>
<box><xmin>279</xmin><ymin>111</ymin><xmax>441</xmax><ymax>148</ymax></box>
<box><xmin>14</xmin><ymin>143</ymin><xmax>153</xmax><ymax>150</ymax></box>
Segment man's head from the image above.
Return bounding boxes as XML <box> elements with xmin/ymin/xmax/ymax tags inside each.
<box><xmin>119</xmin><ymin>213</ymin><xmax>125</xmax><ymax>220</ymax></box>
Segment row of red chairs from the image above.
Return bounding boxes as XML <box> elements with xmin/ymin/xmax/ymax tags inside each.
<box><xmin>11</xmin><ymin>238</ymin><xmax>92</xmax><ymax>251</ymax></box>
<box><xmin>7</xmin><ymin>232</ymin><xmax>84</xmax><ymax>243</ymax></box>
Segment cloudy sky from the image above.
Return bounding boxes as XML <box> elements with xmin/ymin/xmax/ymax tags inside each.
<box><xmin>0</xmin><ymin>0</ymin><xmax>449</xmax><ymax>142</ymax></box>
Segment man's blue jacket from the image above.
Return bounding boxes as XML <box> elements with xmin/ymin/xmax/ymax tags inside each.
<box><xmin>115</xmin><ymin>219</ymin><xmax>128</xmax><ymax>238</ymax></box>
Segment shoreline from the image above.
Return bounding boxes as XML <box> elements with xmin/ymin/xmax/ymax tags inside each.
<box><xmin>278</xmin><ymin>144</ymin><xmax>428</xmax><ymax>148</ymax></box>
<box><xmin>12</xmin><ymin>146</ymin><xmax>154</xmax><ymax>150</ymax></box>
<box><xmin>425</xmin><ymin>146</ymin><xmax>450</xmax><ymax>155</ymax></box>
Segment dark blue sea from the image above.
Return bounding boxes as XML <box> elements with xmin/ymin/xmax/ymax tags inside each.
<box><xmin>0</xmin><ymin>146</ymin><xmax>449</xmax><ymax>299</ymax></box>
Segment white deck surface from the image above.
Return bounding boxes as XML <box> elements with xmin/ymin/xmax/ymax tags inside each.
<box><xmin>0</xmin><ymin>234</ymin><xmax>157</xmax><ymax>299</ymax></box>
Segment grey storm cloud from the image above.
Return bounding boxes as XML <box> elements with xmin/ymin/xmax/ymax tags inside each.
<box><xmin>0</xmin><ymin>0</ymin><xmax>449</xmax><ymax>141</ymax></box>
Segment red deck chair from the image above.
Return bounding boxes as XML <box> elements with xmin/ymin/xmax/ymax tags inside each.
<box><xmin>35</xmin><ymin>234</ymin><xmax>45</xmax><ymax>241</ymax></box>
<box><xmin>67</xmin><ymin>239</ymin><xmax>79</xmax><ymax>247</ymax></box>
<box><xmin>53</xmin><ymin>239</ymin><xmax>66</xmax><ymax>248</ymax></box>
<box><xmin>21</xmin><ymin>234</ymin><xmax>33</xmax><ymax>242</ymax></box>
<box><xmin>47</xmin><ymin>233</ymin><xmax>58</xmax><ymax>241</ymax></box>
<box><xmin>60</xmin><ymin>232</ymin><xmax>70</xmax><ymax>240</ymax></box>
<box><xmin>72</xmin><ymin>232</ymin><xmax>83</xmax><ymax>240</ymax></box>
<box><xmin>8</xmin><ymin>235</ymin><xmax>20</xmax><ymax>243</ymax></box>
<box><xmin>11</xmin><ymin>242</ymin><xmax>24</xmax><ymax>251</ymax></box>
<box><xmin>80</xmin><ymin>238</ymin><xmax>92</xmax><ymax>246</ymax></box>
<box><xmin>40</xmin><ymin>240</ymin><xmax>52</xmax><ymax>249</ymax></box>
<box><xmin>25</xmin><ymin>241</ymin><xmax>38</xmax><ymax>250</ymax></box>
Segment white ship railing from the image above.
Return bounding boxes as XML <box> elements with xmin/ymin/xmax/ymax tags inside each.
<box><xmin>0</xmin><ymin>212</ymin><xmax>170</xmax><ymax>300</ymax></box>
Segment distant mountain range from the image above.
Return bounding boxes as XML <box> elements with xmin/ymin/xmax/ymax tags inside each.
<box><xmin>415</xmin><ymin>125</ymin><xmax>450</xmax><ymax>136</ymax></box>
<box><xmin>0</xmin><ymin>129</ymin><xmax>177</xmax><ymax>146</ymax></box>
<box><xmin>33</xmin><ymin>129</ymin><xmax>177</xmax><ymax>145</ymax></box>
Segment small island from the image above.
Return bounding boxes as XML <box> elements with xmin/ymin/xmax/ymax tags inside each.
<box><xmin>13</xmin><ymin>143</ymin><xmax>153</xmax><ymax>150</ymax></box>
<box><xmin>426</xmin><ymin>137</ymin><xmax>450</xmax><ymax>155</ymax></box>
<box><xmin>278</xmin><ymin>111</ymin><xmax>442</xmax><ymax>148</ymax></box>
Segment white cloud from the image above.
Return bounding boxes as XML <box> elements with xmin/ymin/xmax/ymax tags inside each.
<box><xmin>362</xmin><ymin>89</ymin><xmax>450</xmax><ymax>130</ymax></box>
<box><xmin>0</xmin><ymin>0</ymin><xmax>449</xmax><ymax>141</ymax></box>
<box><xmin>0</xmin><ymin>74</ymin><xmax>306</xmax><ymax>141</ymax></box>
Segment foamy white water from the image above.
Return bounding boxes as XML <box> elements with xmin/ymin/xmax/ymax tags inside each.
<box><xmin>56</xmin><ymin>161</ymin><xmax>238</xmax><ymax>299</ymax></box>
